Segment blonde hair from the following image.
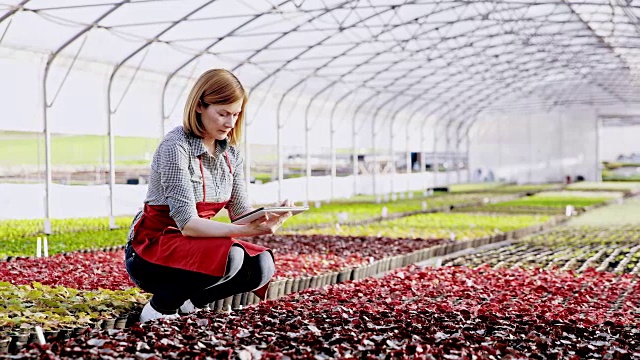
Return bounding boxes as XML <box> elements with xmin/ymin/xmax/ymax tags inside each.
<box><xmin>183</xmin><ymin>69</ymin><xmax>247</xmax><ymax>145</ymax></box>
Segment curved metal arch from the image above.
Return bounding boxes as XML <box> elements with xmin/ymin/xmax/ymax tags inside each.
<box><xmin>288</xmin><ymin>10</ymin><xmax>624</xmax><ymax>135</ymax></box>
<box><xmin>107</xmin><ymin>0</ymin><xmax>220</xmax><ymax>113</ymax></box>
<box><xmin>0</xmin><ymin>0</ymin><xmax>31</xmax><ymax>24</ymax></box>
<box><xmin>252</xmin><ymin>0</ymin><xmax>558</xmax><ymax>102</ymax></box>
<box><xmin>246</xmin><ymin>1</ymin><xmax>636</xmax><ymax>100</ymax></box>
<box><xmin>160</xmin><ymin>0</ymin><xmax>299</xmax><ymax>121</ymax></box>
<box><xmin>40</xmin><ymin>0</ymin><xmax>130</xmax><ymax>232</ymax></box>
<box><xmin>243</xmin><ymin>0</ymin><xmax>443</xmax><ymax>94</ymax></box>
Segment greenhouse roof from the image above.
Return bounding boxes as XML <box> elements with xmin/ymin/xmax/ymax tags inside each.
<box><xmin>1</xmin><ymin>0</ymin><xmax>639</xmax><ymax>123</ymax></box>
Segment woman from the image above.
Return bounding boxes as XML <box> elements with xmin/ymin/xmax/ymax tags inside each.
<box><xmin>125</xmin><ymin>69</ymin><xmax>292</xmax><ymax>323</ymax></box>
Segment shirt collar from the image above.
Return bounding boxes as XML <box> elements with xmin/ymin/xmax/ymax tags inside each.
<box><xmin>188</xmin><ymin>133</ymin><xmax>229</xmax><ymax>157</ymax></box>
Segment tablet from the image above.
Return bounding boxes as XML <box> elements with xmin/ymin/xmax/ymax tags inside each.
<box><xmin>231</xmin><ymin>206</ymin><xmax>309</xmax><ymax>225</ymax></box>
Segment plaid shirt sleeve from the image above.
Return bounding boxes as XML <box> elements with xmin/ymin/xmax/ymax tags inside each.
<box><xmin>157</xmin><ymin>137</ymin><xmax>199</xmax><ymax>230</ymax></box>
<box><xmin>225</xmin><ymin>146</ymin><xmax>253</xmax><ymax>221</ymax></box>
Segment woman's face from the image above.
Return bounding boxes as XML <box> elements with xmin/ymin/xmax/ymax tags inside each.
<box><xmin>197</xmin><ymin>99</ymin><xmax>242</xmax><ymax>141</ymax></box>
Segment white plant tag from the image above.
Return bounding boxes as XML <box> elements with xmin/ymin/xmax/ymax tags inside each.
<box><xmin>565</xmin><ymin>205</ymin><xmax>575</xmax><ymax>217</ymax></box>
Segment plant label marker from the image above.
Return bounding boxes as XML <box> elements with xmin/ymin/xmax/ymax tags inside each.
<box><xmin>422</xmin><ymin>201</ymin><xmax>427</xmax><ymax>211</ymax></box>
<box><xmin>43</xmin><ymin>237</ymin><xmax>49</xmax><ymax>257</ymax></box>
<box><xmin>408</xmin><ymin>192</ymin><xmax>413</xmax><ymax>199</ymax></box>
<box><xmin>335</xmin><ymin>223</ymin><xmax>341</xmax><ymax>232</ymax></box>
<box><xmin>337</xmin><ymin>212</ymin><xmax>348</xmax><ymax>223</ymax></box>
<box><xmin>381</xmin><ymin>206</ymin><xmax>388</xmax><ymax>218</ymax></box>
<box><xmin>314</xmin><ymin>201</ymin><xmax>321</xmax><ymax>209</ymax></box>
<box><xmin>399</xmin><ymin>193</ymin><xmax>405</xmax><ymax>200</ymax></box>
<box><xmin>36</xmin><ymin>237</ymin><xmax>42</xmax><ymax>258</ymax></box>
<box><xmin>376</xmin><ymin>196</ymin><xmax>382</xmax><ymax>204</ymax></box>
<box><xmin>34</xmin><ymin>326</ymin><xmax>46</xmax><ymax>345</ymax></box>
<box><xmin>565</xmin><ymin>205</ymin><xmax>575</xmax><ymax>217</ymax></box>
<box><xmin>391</xmin><ymin>194</ymin><xmax>397</xmax><ymax>201</ymax></box>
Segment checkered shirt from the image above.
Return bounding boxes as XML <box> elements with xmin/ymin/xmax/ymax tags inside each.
<box><xmin>127</xmin><ymin>126</ymin><xmax>252</xmax><ymax>241</ymax></box>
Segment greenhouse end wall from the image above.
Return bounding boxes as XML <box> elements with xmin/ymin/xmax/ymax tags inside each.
<box><xmin>469</xmin><ymin>108</ymin><xmax>598</xmax><ymax>184</ymax></box>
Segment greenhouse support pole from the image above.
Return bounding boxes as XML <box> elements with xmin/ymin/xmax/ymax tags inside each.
<box><xmin>330</xmin><ymin>114</ymin><xmax>336</xmax><ymax>201</ymax></box>
<box><xmin>371</xmin><ymin>115</ymin><xmax>377</xmax><ymax>198</ymax></box>
<box><xmin>595</xmin><ymin>115</ymin><xmax>602</xmax><ymax>182</ymax></box>
<box><xmin>107</xmin><ymin>96</ymin><xmax>116</xmax><ymax>229</ymax></box>
<box><xmin>277</xmin><ymin>111</ymin><xmax>284</xmax><ymax>203</ymax></box>
<box><xmin>42</xmin><ymin>68</ymin><xmax>52</xmax><ymax>235</ymax></box>
<box><xmin>352</xmin><ymin>113</ymin><xmax>358</xmax><ymax>196</ymax></box>
<box><xmin>40</xmin><ymin>0</ymin><xmax>126</xmax><ymax>235</ymax></box>
<box><xmin>244</xmin><ymin>115</ymin><xmax>251</xmax><ymax>197</ymax></box>
<box><xmin>305</xmin><ymin>112</ymin><xmax>311</xmax><ymax>206</ymax></box>
<box><xmin>466</xmin><ymin>130</ymin><xmax>471</xmax><ymax>183</ymax></box>
<box><xmin>405</xmin><ymin>126</ymin><xmax>411</xmax><ymax>174</ymax></box>
<box><xmin>389</xmin><ymin>110</ymin><xmax>395</xmax><ymax>195</ymax></box>
<box><xmin>445</xmin><ymin>122</ymin><xmax>452</xmax><ymax>186</ymax></box>
<box><xmin>405</xmin><ymin>119</ymin><xmax>412</xmax><ymax>194</ymax></box>
<box><xmin>421</xmin><ymin>126</ymin><xmax>427</xmax><ymax>188</ymax></box>
<box><xmin>432</xmin><ymin>123</ymin><xmax>439</xmax><ymax>187</ymax></box>
<box><xmin>453</xmin><ymin>123</ymin><xmax>461</xmax><ymax>185</ymax></box>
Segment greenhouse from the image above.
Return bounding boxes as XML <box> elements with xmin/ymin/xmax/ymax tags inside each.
<box><xmin>0</xmin><ymin>0</ymin><xmax>639</xmax><ymax>358</ymax></box>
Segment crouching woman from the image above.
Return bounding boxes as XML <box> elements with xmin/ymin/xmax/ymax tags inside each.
<box><xmin>125</xmin><ymin>69</ymin><xmax>292</xmax><ymax>322</ymax></box>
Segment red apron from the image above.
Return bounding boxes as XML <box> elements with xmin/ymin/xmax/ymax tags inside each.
<box><xmin>131</xmin><ymin>151</ymin><xmax>271</xmax><ymax>299</ymax></box>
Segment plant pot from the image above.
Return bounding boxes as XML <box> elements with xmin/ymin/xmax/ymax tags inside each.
<box><xmin>284</xmin><ymin>278</ymin><xmax>293</xmax><ymax>295</ymax></box>
<box><xmin>8</xmin><ymin>333</ymin><xmax>28</xmax><ymax>354</ymax></box>
<box><xmin>212</xmin><ymin>299</ymin><xmax>224</xmax><ymax>311</ymax></box>
<box><xmin>240</xmin><ymin>292</ymin><xmax>249</xmax><ymax>307</ymax></box>
<box><xmin>73</xmin><ymin>326</ymin><xmax>88</xmax><ymax>336</ymax></box>
<box><xmin>267</xmin><ymin>281</ymin><xmax>284</xmax><ymax>300</ymax></box>
<box><xmin>57</xmin><ymin>328</ymin><xmax>74</xmax><ymax>341</ymax></box>
<box><xmin>231</xmin><ymin>293</ymin><xmax>242</xmax><ymax>309</ymax></box>
<box><xmin>329</xmin><ymin>272</ymin><xmax>338</xmax><ymax>285</ymax></box>
<box><xmin>247</xmin><ymin>293</ymin><xmax>259</xmax><ymax>305</ymax></box>
<box><xmin>115</xmin><ymin>316</ymin><xmax>127</xmax><ymax>329</ymax></box>
<box><xmin>27</xmin><ymin>332</ymin><xmax>38</xmax><ymax>345</ymax></box>
<box><xmin>276</xmin><ymin>280</ymin><xmax>287</xmax><ymax>298</ymax></box>
<box><xmin>337</xmin><ymin>269</ymin><xmax>352</xmax><ymax>283</ymax></box>
<box><xmin>0</xmin><ymin>336</ymin><xmax>10</xmax><ymax>354</ymax></box>
<box><xmin>291</xmin><ymin>278</ymin><xmax>301</xmax><ymax>292</ymax></box>
<box><xmin>302</xmin><ymin>276</ymin><xmax>311</xmax><ymax>290</ymax></box>
<box><xmin>222</xmin><ymin>296</ymin><xmax>233</xmax><ymax>311</ymax></box>
<box><xmin>309</xmin><ymin>276</ymin><xmax>319</xmax><ymax>289</ymax></box>
<box><xmin>100</xmin><ymin>318</ymin><xmax>116</xmax><ymax>330</ymax></box>
<box><xmin>44</xmin><ymin>330</ymin><xmax>59</xmax><ymax>342</ymax></box>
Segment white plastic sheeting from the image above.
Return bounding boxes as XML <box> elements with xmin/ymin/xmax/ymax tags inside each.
<box><xmin>469</xmin><ymin>105</ymin><xmax>600</xmax><ymax>183</ymax></box>
<box><xmin>0</xmin><ymin>171</ymin><xmax>462</xmax><ymax>219</ymax></box>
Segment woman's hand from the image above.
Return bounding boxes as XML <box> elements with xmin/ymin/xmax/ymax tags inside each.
<box><xmin>245</xmin><ymin>210</ymin><xmax>292</xmax><ymax>236</ymax></box>
<box><xmin>276</xmin><ymin>199</ymin><xmax>295</xmax><ymax>207</ymax></box>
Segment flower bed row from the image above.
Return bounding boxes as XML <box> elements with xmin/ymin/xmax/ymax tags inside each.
<box><xmin>11</xmin><ymin>265</ymin><xmax>640</xmax><ymax>359</ymax></box>
<box><xmin>290</xmin><ymin>212</ymin><xmax>551</xmax><ymax>239</ymax></box>
<box><xmin>0</xmin><ymin>236</ymin><xmax>451</xmax><ymax>291</ymax></box>
<box><xmin>0</xmin><ymin>217</ymin><xmax>133</xmax><ymax>241</ymax></box>
<box><xmin>0</xmin><ymin>211</ymin><xmax>549</xmax><ymax>259</ymax></box>
<box><xmin>0</xmin><ymin>191</ymin><xmax>524</xmax><ymax>241</ymax></box>
<box><xmin>239</xmin><ymin>192</ymin><xmax>529</xmax><ymax>231</ymax></box>
<box><xmin>445</xmin><ymin>243</ymin><xmax>640</xmax><ymax>274</ymax></box>
<box><xmin>566</xmin><ymin>181</ymin><xmax>640</xmax><ymax>193</ymax></box>
<box><xmin>444</xmin><ymin>226</ymin><xmax>640</xmax><ymax>274</ymax></box>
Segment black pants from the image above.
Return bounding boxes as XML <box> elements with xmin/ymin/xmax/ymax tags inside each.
<box><xmin>125</xmin><ymin>244</ymin><xmax>275</xmax><ymax>314</ymax></box>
